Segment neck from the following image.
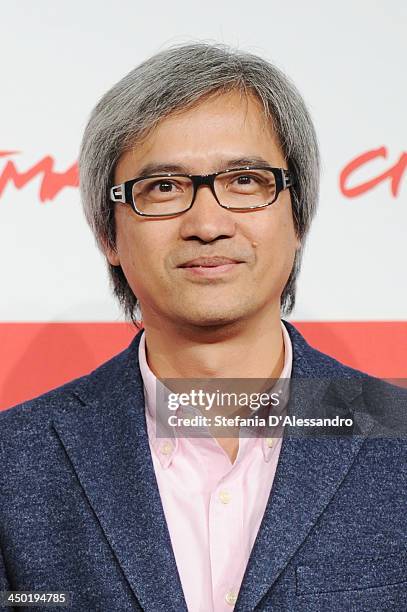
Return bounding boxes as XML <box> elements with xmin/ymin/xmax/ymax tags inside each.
<box><xmin>141</xmin><ymin>304</ymin><xmax>285</xmax><ymax>380</ymax></box>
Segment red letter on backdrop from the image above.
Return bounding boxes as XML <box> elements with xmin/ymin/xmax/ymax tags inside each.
<box><xmin>0</xmin><ymin>152</ymin><xmax>78</xmax><ymax>202</ymax></box>
<box><xmin>340</xmin><ymin>146</ymin><xmax>407</xmax><ymax>198</ymax></box>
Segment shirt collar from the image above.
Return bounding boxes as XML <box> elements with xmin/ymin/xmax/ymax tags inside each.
<box><xmin>261</xmin><ymin>320</ymin><xmax>292</xmax><ymax>462</ymax></box>
<box><xmin>139</xmin><ymin>321</ymin><xmax>293</xmax><ymax>468</ymax></box>
<box><xmin>138</xmin><ymin>332</ymin><xmax>179</xmax><ymax>468</ymax></box>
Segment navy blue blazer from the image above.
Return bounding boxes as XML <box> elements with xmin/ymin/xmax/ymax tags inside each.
<box><xmin>0</xmin><ymin>321</ymin><xmax>406</xmax><ymax>611</ymax></box>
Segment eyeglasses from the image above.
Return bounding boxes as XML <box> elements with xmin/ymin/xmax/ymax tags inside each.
<box><xmin>110</xmin><ymin>166</ymin><xmax>294</xmax><ymax>217</ymax></box>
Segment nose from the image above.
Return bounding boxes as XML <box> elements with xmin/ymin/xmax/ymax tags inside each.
<box><xmin>179</xmin><ymin>184</ymin><xmax>237</xmax><ymax>243</ymax></box>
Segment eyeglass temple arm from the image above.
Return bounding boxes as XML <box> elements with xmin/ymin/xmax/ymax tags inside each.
<box><xmin>110</xmin><ymin>184</ymin><xmax>126</xmax><ymax>203</ymax></box>
<box><xmin>282</xmin><ymin>169</ymin><xmax>294</xmax><ymax>189</ymax></box>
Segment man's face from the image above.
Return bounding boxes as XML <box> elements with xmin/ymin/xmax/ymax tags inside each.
<box><xmin>108</xmin><ymin>91</ymin><xmax>300</xmax><ymax>328</ymax></box>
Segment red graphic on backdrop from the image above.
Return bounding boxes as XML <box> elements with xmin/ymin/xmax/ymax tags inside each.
<box><xmin>0</xmin><ymin>151</ymin><xmax>78</xmax><ymax>201</ymax></box>
<box><xmin>340</xmin><ymin>147</ymin><xmax>407</xmax><ymax>198</ymax></box>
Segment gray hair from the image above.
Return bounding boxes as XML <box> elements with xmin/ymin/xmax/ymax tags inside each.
<box><xmin>79</xmin><ymin>42</ymin><xmax>320</xmax><ymax>325</ymax></box>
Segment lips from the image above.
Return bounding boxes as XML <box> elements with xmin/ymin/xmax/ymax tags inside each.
<box><xmin>179</xmin><ymin>257</ymin><xmax>242</xmax><ymax>268</ymax></box>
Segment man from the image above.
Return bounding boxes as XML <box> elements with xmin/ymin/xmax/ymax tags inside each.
<box><xmin>0</xmin><ymin>43</ymin><xmax>406</xmax><ymax>612</ymax></box>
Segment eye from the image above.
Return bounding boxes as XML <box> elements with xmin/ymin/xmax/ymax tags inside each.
<box><xmin>150</xmin><ymin>180</ymin><xmax>178</xmax><ymax>192</ymax></box>
<box><xmin>226</xmin><ymin>172</ymin><xmax>267</xmax><ymax>192</ymax></box>
<box><xmin>235</xmin><ymin>175</ymin><xmax>256</xmax><ymax>185</ymax></box>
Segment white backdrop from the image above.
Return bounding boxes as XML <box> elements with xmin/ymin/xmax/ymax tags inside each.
<box><xmin>1</xmin><ymin>0</ymin><xmax>406</xmax><ymax>322</ymax></box>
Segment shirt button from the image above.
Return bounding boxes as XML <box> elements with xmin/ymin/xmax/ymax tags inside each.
<box><xmin>219</xmin><ymin>490</ymin><xmax>231</xmax><ymax>504</ymax></box>
<box><xmin>160</xmin><ymin>441</ymin><xmax>173</xmax><ymax>455</ymax></box>
<box><xmin>266</xmin><ymin>438</ymin><xmax>274</xmax><ymax>448</ymax></box>
<box><xmin>225</xmin><ymin>591</ymin><xmax>238</xmax><ymax>606</ymax></box>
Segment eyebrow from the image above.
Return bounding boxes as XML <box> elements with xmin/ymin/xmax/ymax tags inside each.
<box><xmin>134</xmin><ymin>156</ymin><xmax>272</xmax><ymax>178</ymax></box>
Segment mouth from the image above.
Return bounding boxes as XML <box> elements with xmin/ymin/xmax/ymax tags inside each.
<box><xmin>177</xmin><ymin>257</ymin><xmax>244</xmax><ymax>278</ymax></box>
<box><xmin>179</xmin><ymin>257</ymin><xmax>243</xmax><ymax>268</ymax></box>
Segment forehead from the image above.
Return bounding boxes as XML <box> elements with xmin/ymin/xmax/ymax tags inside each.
<box><xmin>156</xmin><ymin>89</ymin><xmax>271</xmax><ymax>132</ymax></box>
<box><xmin>115</xmin><ymin>90</ymin><xmax>285</xmax><ymax>181</ymax></box>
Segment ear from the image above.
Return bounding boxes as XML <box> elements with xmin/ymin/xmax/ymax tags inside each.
<box><xmin>103</xmin><ymin>241</ymin><xmax>120</xmax><ymax>267</ymax></box>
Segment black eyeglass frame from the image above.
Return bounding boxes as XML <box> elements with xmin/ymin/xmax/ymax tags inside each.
<box><xmin>110</xmin><ymin>166</ymin><xmax>294</xmax><ymax>217</ymax></box>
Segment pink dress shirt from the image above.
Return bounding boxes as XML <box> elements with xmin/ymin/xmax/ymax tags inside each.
<box><xmin>139</xmin><ymin>322</ymin><xmax>293</xmax><ymax>611</ymax></box>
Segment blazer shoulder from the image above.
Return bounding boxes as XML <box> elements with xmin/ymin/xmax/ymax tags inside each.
<box><xmin>283</xmin><ymin>320</ymin><xmax>369</xmax><ymax>379</ymax></box>
<box><xmin>0</xmin><ymin>332</ymin><xmax>142</xmax><ymax>437</ymax></box>
<box><xmin>283</xmin><ymin>320</ymin><xmax>407</xmax><ymax>407</ymax></box>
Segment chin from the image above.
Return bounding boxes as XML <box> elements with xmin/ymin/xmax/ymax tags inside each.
<box><xmin>174</xmin><ymin>302</ymin><xmax>256</xmax><ymax>329</ymax></box>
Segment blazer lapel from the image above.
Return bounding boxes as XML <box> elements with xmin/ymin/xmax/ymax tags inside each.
<box><xmin>52</xmin><ymin>332</ymin><xmax>188</xmax><ymax>612</ymax></box>
<box><xmin>235</xmin><ymin>321</ymin><xmax>374</xmax><ymax>612</ymax></box>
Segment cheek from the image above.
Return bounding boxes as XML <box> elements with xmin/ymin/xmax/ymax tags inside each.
<box><xmin>249</xmin><ymin>206</ymin><xmax>298</xmax><ymax>260</ymax></box>
<box><xmin>115</xmin><ymin>223</ymin><xmax>172</xmax><ymax>291</ymax></box>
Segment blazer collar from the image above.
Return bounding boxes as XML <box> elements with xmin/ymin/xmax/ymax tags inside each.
<box><xmin>52</xmin><ymin>321</ymin><xmax>372</xmax><ymax>611</ymax></box>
